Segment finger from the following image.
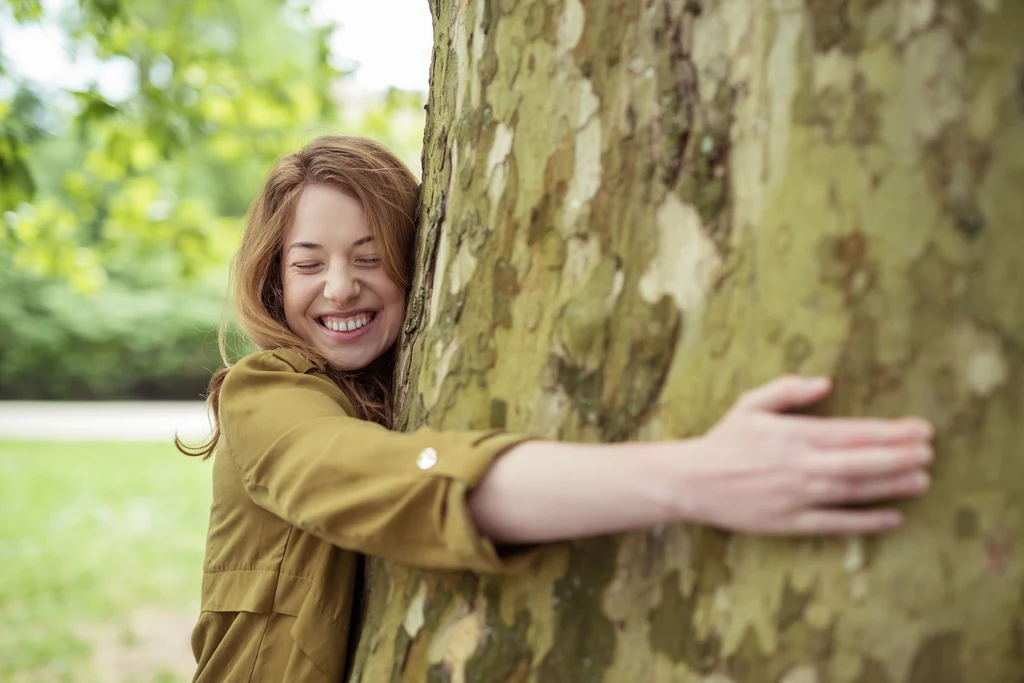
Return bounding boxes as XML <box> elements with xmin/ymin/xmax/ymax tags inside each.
<box><xmin>785</xmin><ymin>415</ymin><xmax>933</xmax><ymax>448</ymax></box>
<box><xmin>804</xmin><ymin>444</ymin><xmax>932</xmax><ymax>479</ymax></box>
<box><xmin>792</xmin><ymin>508</ymin><xmax>904</xmax><ymax>535</ymax></box>
<box><xmin>734</xmin><ymin>375</ymin><xmax>831</xmax><ymax>413</ymax></box>
<box><xmin>807</xmin><ymin>471</ymin><xmax>931</xmax><ymax>506</ymax></box>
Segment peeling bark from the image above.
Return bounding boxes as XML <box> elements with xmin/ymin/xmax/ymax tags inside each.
<box><xmin>348</xmin><ymin>1</ymin><xmax>1024</xmax><ymax>681</ymax></box>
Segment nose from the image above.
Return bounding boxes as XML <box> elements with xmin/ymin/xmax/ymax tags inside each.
<box><xmin>323</xmin><ymin>265</ymin><xmax>361</xmax><ymax>304</ymax></box>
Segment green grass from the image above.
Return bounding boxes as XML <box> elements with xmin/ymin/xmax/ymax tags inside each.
<box><xmin>0</xmin><ymin>441</ymin><xmax>212</xmax><ymax>682</ymax></box>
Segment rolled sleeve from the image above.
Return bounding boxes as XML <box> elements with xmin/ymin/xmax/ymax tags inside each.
<box><xmin>219</xmin><ymin>351</ymin><xmax>534</xmax><ymax>574</ymax></box>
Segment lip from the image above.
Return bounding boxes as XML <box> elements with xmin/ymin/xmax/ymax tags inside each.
<box><xmin>314</xmin><ymin>311</ymin><xmax>378</xmax><ymax>342</ymax></box>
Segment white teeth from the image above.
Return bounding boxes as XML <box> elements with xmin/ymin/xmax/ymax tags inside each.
<box><xmin>322</xmin><ymin>314</ymin><xmax>373</xmax><ymax>332</ymax></box>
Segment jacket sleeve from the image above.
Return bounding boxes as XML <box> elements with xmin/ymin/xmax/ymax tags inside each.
<box><xmin>218</xmin><ymin>351</ymin><xmax>536</xmax><ymax>574</ymax></box>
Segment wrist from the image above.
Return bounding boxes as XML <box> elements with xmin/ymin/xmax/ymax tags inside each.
<box><xmin>646</xmin><ymin>437</ymin><xmax>711</xmax><ymax>527</ymax></box>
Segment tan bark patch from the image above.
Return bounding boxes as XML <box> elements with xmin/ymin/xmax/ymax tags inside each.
<box><xmin>486</xmin><ymin>123</ymin><xmax>515</xmax><ymax>219</ymax></box>
<box><xmin>557</xmin><ymin>0</ymin><xmax>585</xmax><ymax>53</ymax></box>
<box><xmin>964</xmin><ymin>334</ymin><xmax>1009</xmax><ymax>397</ymax></box>
<box><xmin>403</xmin><ymin>582</ymin><xmax>427</xmax><ymax>638</ymax></box>
<box><xmin>427</xmin><ymin>604</ymin><xmax>487</xmax><ymax>683</ymax></box>
<box><xmin>779</xmin><ymin>664</ymin><xmax>820</xmax><ymax>683</ymax></box>
<box><xmin>423</xmin><ymin>338</ymin><xmax>461</xmax><ymax>411</ymax></box>
<box><xmin>427</xmin><ymin>217</ymin><xmax>450</xmax><ymax>329</ymax></box>
<box><xmin>560</xmin><ymin>82</ymin><xmax>602</xmax><ymax>234</ymax></box>
<box><xmin>560</xmin><ymin>234</ymin><xmax>601</xmax><ymax>293</ymax></box>
<box><xmin>895</xmin><ymin>0</ymin><xmax>936</xmax><ymax>43</ymax></box>
<box><xmin>447</xmin><ymin>244</ymin><xmax>478</xmax><ymax>295</ymax></box>
<box><xmin>901</xmin><ymin>29</ymin><xmax>964</xmax><ymax>143</ymax></box>
<box><xmin>638</xmin><ymin>195</ymin><xmax>721</xmax><ymax>313</ymax></box>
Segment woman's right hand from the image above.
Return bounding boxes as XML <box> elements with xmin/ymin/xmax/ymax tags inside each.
<box><xmin>671</xmin><ymin>375</ymin><xmax>934</xmax><ymax>535</ymax></box>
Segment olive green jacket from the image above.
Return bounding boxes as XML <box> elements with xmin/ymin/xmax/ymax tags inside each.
<box><xmin>190</xmin><ymin>349</ymin><xmax>531</xmax><ymax>682</ymax></box>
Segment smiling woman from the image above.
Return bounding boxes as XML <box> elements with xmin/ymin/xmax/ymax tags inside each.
<box><xmin>178</xmin><ymin>135</ymin><xmax>422</xmax><ymax>439</ymax></box>
<box><xmin>281</xmin><ymin>185</ymin><xmax>407</xmax><ymax>372</ymax></box>
<box><xmin>179</xmin><ymin>135</ymin><xmax>934</xmax><ymax>683</ymax></box>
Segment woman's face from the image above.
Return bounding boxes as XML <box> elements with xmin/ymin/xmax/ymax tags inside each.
<box><xmin>280</xmin><ymin>184</ymin><xmax>406</xmax><ymax>371</ymax></box>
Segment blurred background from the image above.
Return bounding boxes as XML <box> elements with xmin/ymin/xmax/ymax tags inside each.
<box><xmin>0</xmin><ymin>0</ymin><xmax>431</xmax><ymax>679</ymax></box>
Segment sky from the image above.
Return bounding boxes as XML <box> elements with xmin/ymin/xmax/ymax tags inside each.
<box><xmin>312</xmin><ymin>0</ymin><xmax>433</xmax><ymax>92</ymax></box>
<box><xmin>0</xmin><ymin>0</ymin><xmax>434</xmax><ymax>97</ymax></box>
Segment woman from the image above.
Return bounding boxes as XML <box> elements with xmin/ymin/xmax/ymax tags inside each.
<box><xmin>181</xmin><ymin>135</ymin><xmax>933</xmax><ymax>682</ymax></box>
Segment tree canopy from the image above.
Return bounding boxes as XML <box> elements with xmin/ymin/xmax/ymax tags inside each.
<box><xmin>0</xmin><ymin>0</ymin><xmax>425</xmax><ymax>399</ymax></box>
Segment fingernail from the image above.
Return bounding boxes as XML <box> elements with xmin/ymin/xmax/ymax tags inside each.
<box><xmin>809</xmin><ymin>377</ymin><xmax>830</xmax><ymax>389</ymax></box>
<box><xmin>916</xmin><ymin>446</ymin><xmax>933</xmax><ymax>463</ymax></box>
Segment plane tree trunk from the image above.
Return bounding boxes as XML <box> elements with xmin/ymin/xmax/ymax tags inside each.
<box><xmin>348</xmin><ymin>1</ymin><xmax>1024</xmax><ymax>681</ymax></box>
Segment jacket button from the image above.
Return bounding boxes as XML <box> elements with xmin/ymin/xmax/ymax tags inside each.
<box><xmin>417</xmin><ymin>447</ymin><xmax>439</xmax><ymax>470</ymax></box>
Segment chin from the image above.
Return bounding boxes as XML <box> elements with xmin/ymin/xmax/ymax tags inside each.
<box><xmin>324</xmin><ymin>348</ymin><xmax>380</xmax><ymax>372</ymax></box>
<box><xmin>325</xmin><ymin>356</ymin><xmax>369</xmax><ymax>372</ymax></box>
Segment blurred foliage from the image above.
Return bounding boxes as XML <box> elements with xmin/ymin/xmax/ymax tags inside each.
<box><xmin>0</xmin><ymin>0</ymin><xmax>426</xmax><ymax>399</ymax></box>
<box><xmin>0</xmin><ymin>248</ymin><xmax>229</xmax><ymax>399</ymax></box>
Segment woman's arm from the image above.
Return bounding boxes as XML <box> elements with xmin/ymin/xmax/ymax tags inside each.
<box><xmin>470</xmin><ymin>375</ymin><xmax>934</xmax><ymax>543</ymax></box>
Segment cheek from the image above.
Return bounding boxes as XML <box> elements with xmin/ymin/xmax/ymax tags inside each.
<box><xmin>387</xmin><ymin>287</ymin><xmax>407</xmax><ymax>317</ymax></box>
<box><xmin>379</xmin><ymin>285</ymin><xmax>407</xmax><ymax>335</ymax></box>
<box><xmin>282</xmin><ymin>276</ymin><xmax>312</xmax><ymax>322</ymax></box>
<box><xmin>367</xmin><ymin>274</ymin><xmax>405</xmax><ymax>311</ymax></box>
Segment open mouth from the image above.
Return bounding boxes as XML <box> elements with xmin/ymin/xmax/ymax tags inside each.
<box><xmin>318</xmin><ymin>312</ymin><xmax>377</xmax><ymax>333</ymax></box>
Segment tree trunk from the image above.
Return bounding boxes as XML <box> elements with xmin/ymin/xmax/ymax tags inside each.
<box><xmin>347</xmin><ymin>1</ymin><xmax>1024</xmax><ymax>681</ymax></box>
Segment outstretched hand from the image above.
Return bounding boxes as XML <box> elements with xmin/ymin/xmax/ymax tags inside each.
<box><xmin>470</xmin><ymin>374</ymin><xmax>934</xmax><ymax>545</ymax></box>
<box><xmin>678</xmin><ymin>375</ymin><xmax>934</xmax><ymax>535</ymax></box>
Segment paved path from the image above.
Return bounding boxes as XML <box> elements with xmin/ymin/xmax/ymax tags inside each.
<box><xmin>0</xmin><ymin>402</ymin><xmax>211</xmax><ymax>441</ymax></box>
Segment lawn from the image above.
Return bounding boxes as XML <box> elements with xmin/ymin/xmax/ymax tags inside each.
<box><xmin>0</xmin><ymin>441</ymin><xmax>212</xmax><ymax>683</ymax></box>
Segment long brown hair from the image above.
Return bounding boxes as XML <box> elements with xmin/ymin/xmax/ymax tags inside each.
<box><xmin>177</xmin><ymin>136</ymin><xmax>419</xmax><ymax>458</ymax></box>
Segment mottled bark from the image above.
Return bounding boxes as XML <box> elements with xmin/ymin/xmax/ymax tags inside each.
<box><xmin>347</xmin><ymin>1</ymin><xmax>1024</xmax><ymax>681</ymax></box>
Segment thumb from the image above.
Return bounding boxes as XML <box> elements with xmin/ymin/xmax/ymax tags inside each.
<box><xmin>734</xmin><ymin>375</ymin><xmax>832</xmax><ymax>414</ymax></box>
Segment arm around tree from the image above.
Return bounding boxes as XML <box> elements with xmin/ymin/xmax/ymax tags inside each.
<box><xmin>469</xmin><ymin>375</ymin><xmax>934</xmax><ymax>543</ymax></box>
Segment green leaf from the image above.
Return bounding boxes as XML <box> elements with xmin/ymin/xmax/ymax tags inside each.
<box><xmin>10</xmin><ymin>0</ymin><xmax>44</xmax><ymax>22</ymax></box>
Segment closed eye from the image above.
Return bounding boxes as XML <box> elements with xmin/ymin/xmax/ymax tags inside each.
<box><xmin>292</xmin><ymin>262</ymin><xmax>321</xmax><ymax>270</ymax></box>
<box><xmin>356</xmin><ymin>257</ymin><xmax>381</xmax><ymax>266</ymax></box>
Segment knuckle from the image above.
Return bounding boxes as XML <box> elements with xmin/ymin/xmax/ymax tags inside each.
<box><xmin>902</xmin><ymin>471</ymin><xmax>929</xmax><ymax>492</ymax></box>
<box><xmin>835</xmin><ymin>457</ymin><xmax>860</xmax><ymax>479</ymax></box>
<box><xmin>826</xmin><ymin>478</ymin><xmax>854</xmax><ymax>501</ymax></box>
<box><xmin>889</xmin><ymin>447</ymin><xmax>914</xmax><ymax>470</ymax></box>
<box><xmin>778</xmin><ymin>378</ymin><xmax>801</xmax><ymax>397</ymax></box>
<box><xmin>792</xmin><ymin>452</ymin><xmax>818</xmax><ymax>474</ymax></box>
<box><xmin>796</xmin><ymin>471</ymin><xmax>830</xmax><ymax>500</ymax></box>
<box><xmin>807</xmin><ymin>478</ymin><xmax>832</xmax><ymax>500</ymax></box>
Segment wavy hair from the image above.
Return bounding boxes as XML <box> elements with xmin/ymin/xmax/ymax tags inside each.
<box><xmin>177</xmin><ymin>136</ymin><xmax>419</xmax><ymax>458</ymax></box>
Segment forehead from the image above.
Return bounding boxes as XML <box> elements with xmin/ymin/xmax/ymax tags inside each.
<box><xmin>285</xmin><ymin>184</ymin><xmax>370</xmax><ymax>244</ymax></box>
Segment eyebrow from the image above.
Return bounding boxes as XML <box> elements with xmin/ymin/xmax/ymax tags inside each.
<box><xmin>286</xmin><ymin>241</ymin><xmax>322</xmax><ymax>254</ymax></box>
<box><xmin>285</xmin><ymin>236</ymin><xmax>374</xmax><ymax>254</ymax></box>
